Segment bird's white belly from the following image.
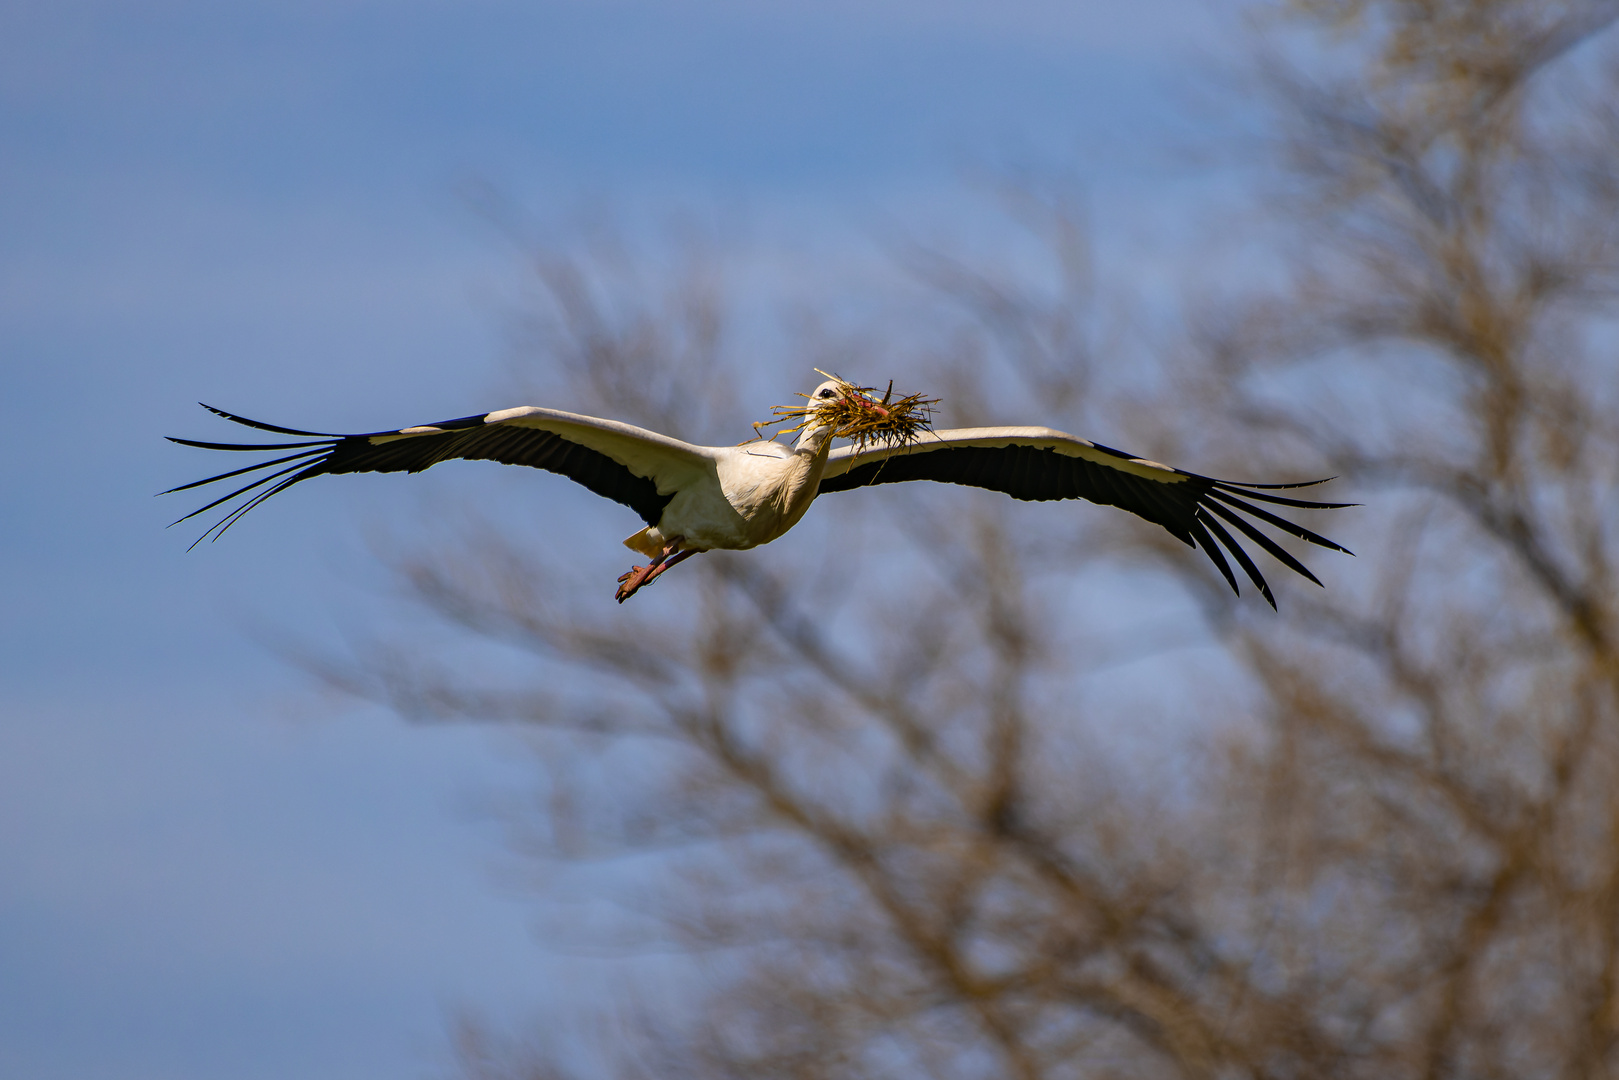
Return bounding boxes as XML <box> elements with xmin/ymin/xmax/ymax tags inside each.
<box><xmin>655</xmin><ymin>445</ymin><xmax>828</xmax><ymax>552</ymax></box>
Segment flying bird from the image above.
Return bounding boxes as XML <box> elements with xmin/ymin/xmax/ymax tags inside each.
<box><xmin>167</xmin><ymin>379</ymin><xmax>1351</xmax><ymax>604</ymax></box>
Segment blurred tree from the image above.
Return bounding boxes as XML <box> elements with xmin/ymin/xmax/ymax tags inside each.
<box><xmin>325</xmin><ymin>1</ymin><xmax>1619</xmax><ymax>1077</ymax></box>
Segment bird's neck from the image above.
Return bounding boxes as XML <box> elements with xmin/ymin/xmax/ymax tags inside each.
<box><xmin>793</xmin><ymin>424</ymin><xmax>834</xmax><ymax>456</ymax></box>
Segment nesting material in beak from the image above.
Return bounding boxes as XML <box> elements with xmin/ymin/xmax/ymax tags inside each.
<box><xmin>753</xmin><ymin>370</ymin><xmax>940</xmax><ymax>452</ymax></box>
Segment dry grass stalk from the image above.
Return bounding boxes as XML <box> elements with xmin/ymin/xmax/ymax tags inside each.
<box><xmin>751</xmin><ymin>370</ymin><xmax>940</xmax><ymax>452</ymax></box>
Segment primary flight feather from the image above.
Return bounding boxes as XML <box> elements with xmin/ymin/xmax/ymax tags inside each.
<box><xmin>167</xmin><ymin>379</ymin><xmax>1352</xmax><ymax>604</ymax></box>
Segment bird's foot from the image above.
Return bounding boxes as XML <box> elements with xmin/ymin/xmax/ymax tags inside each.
<box><xmin>614</xmin><ymin>542</ymin><xmax>699</xmax><ymax>603</ymax></box>
<box><xmin>615</xmin><ymin>562</ymin><xmax>659</xmax><ymax>603</ymax></box>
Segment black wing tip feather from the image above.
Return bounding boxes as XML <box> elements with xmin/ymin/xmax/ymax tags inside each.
<box><xmin>166</xmin><ymin>435</ymin><xmax>334</xmax><ymax>453</ymax></box>
<box><xmin>1196</xmin><ymin>508</ymin><xmax>1279</xmax><ymax>609</ymax></box>
<box><xmin>1216</xmin><ymin>475</ymin><xmax>1338</xmax><ymax>490</ymax></box>
<box><xmin>1160</xmin><ymin>470</ymin><xmax>1352</xmax><ymax>606</ymax></box>
<box><xmin>1115</xmin><ymin>463</ymin><xmax>1350</xmax><ymax>605</ymax></box>
<box><xmin>158</xmin><ymin>446</ymin><xmax>331</xmax><ymax>497</ymax></box>
<box><xmin>1186</xmin><ymin>474</ymin><xmax>1357</xmax><ymax>607</ymax></box>
<box><xmin>1203</xmin><ymin>500</ymin><xmax>1325</xmax><ymax>589</ymax></box>
<box><xmin>1210</xmin><ymin>479</ymin><xmax>1360</xmax><ymax>511</ymax></box>
<box><xmin>1205</xmin><ymin>489</ymin><xmax>1355</xmax><ymax>557</ymax></box>
<box><xmin>198</xmin><ymin>403</ymin><xmax>344</xmax><ymax>439</ymax></box>
<box><xmin>165</xmin><ymin>404</ymin><xmax>353</xmax><ymax>546</ymax></box>
<box><xmin>1187</xmin><ymin>513</ymin><xmax>1259</xmax><ymax>605</ymax></box>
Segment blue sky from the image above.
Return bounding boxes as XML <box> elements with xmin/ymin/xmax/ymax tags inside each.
<box><xmin>1</xmin><ymin>2</ymin><xmax>1243</xmax><ymax>1076</ymax></box>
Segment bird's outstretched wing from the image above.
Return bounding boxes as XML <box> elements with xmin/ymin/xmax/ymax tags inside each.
<box><xmin>165</xmin><ymin>405</ymin><xmax>716</xmax><ymax>546</ymax></box>
<box><xmin>820</xmin><ymin>427</ymin><xmax>1352</xmax><ymax>607</ymax></box>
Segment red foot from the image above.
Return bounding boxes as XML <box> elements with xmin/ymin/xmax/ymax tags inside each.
<box><xmin>615</xmin><ymin>543</ymin><xmax>700</xmax><ymax>603</ymax></box>
<box><xmin>615</xmin><ymin>562</ymin><xmax>659</xmax><ymax>602</ymax></box>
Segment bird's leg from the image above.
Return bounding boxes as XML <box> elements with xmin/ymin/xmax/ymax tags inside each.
<box><xmin>615</xmin><ymin>540</ymin><xmax>697</xmax><ymax>603</ymax></box>
<box><xmin>638</xmin><ymin>547</ymin><xmax>699</xmax><ymax>588</ymax></box>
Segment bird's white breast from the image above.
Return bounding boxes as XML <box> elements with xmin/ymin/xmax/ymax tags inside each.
<box><xmin>654</xmin><ymin>441</ymin><xmax>828</xmax><ymax>551</ymax></box>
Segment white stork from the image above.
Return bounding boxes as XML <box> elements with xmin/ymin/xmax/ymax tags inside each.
<box><xmin>167</xmin><ymin>380</ymin><xmax>1350</xmax><ymax>604</ymax></box>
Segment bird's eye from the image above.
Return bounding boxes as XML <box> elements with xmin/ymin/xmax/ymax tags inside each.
<box><xmin>818</xmin><ymin>388</ymin><xmax>837</xmax><ymax>398</ymax></box>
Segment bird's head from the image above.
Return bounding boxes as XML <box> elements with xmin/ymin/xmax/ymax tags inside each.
<box><xmin>771</xmin><ymin>374</ymin><xmax>934</xmax><ymax>452</ymax></box>
<box><xmin>792</xmin><ymin>380</ymin><xmax>854</xmax><ymax>450</ymax></box>
<box><xmin>811</xmin><ymin>380</ymin><xmax>849</xmax><ymax>406</ymax></box>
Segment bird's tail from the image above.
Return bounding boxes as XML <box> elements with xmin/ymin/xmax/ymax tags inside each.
<box><xmin>623</xmin><ymin>527</ymin><xmax>664</xmax><ymax>559</ymax></box>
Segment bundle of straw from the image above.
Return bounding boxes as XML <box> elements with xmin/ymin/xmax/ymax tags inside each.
<box><xmin>753</xmin><ymin>371</ymin><xmax>940</xmax><ymax>451</ymax></box>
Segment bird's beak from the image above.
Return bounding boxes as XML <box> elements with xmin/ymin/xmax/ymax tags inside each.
<box><xmin>851</xmin><ymin>390</ymin><xmax>890</xmax><ymax>418</ymax></box>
